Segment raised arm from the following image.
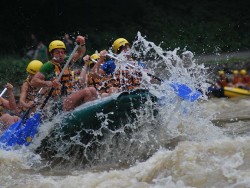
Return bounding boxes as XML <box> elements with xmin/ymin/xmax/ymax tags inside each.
<box><xmin>90</xmin><ymin>50</ymin><xmax>107</xmax><ymax>78</ymax></box>
<box><xmin>70</xmin><ymin>36</ymin><xmax>86</xmax><ymax>64</ymax></box>
<box><xmin>5</xmin><ymin>83</ymin><xmax>19</xmax><ymax>115</ymax></box>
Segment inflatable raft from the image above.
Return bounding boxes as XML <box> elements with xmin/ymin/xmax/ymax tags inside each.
<box><xmin>224</xmin><ymin>86</ymin><xmax>250</xmax><ymax>98</ymax></box>
<box><xmin>36</xmin><ymin>89</ymin><xmax>158</xmax><ymax>158</ymax></box>
<box><xmin>208</xmin><ymin>86</ymin><xmax>250</xmax><ymax>98</ymax></box>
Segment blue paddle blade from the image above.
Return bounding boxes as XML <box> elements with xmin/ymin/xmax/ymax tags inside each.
<box><xmin>0</xmin><ymin>113</ymin><xmax>41</xmax><ymax>149</ymax></box>
<box><xmin>15</xmin><ymin>113</ymin><xmax>41</xmax><ymax>146</ymax></box>
<box><xmin>170</xmin><ymin>82</ymin><xmax>202</xmax><ymax>102</ymax></box>
<box><xmin>0</xmin><ymin>120</ymin><xmax>22</xmax><ymax>148</ymax></box>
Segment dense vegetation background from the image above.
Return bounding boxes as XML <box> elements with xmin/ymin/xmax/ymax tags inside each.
<box><xmin>1</xmin><ymin>0</ymin><xmax>250</xmax><ymax>56</ymax></box>
<box><xmin>0</xmin><ymin>0</ymin><xmax>250</xmax><ymax>89</ymax></box>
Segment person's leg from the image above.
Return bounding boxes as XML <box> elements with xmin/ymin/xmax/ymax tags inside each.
<box><xmin>63</xmin><ymin>87</ymin><xmax>97</xmax><ymax>111</ymax></box>
<box><xmin>89</xmin><ymin>87</ymin><xmax>98</xmax><ymax>99</ymax></box>
<box><xmin>100</xmin><ymin>93</ymin><xmax>109</xmax><ymax>98</ymax></box>
<box><xmin>107</xmin><ymin>86</ymin><xmax>119</xmax><ymax>94</ymax></box>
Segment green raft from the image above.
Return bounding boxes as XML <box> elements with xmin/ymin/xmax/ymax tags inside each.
<box><xmin>36</xmin><ymin>89</ymin><xmax>158</xmax><ymax>158</ymax></box>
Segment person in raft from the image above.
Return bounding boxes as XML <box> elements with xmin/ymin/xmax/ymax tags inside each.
<box><xmin>90</xmin><ymin>38</ymin><xmax>147</xmax><ymax>96</ymax></box>
<box><xmin>30</xmin><ymin>36</ymin><xmax>97</xmax><ymax>113</ymax></box>
<box><xmin>0</xmin><ymin>83</ymin><xmax>20</xmax><ymax>131</ymax></box>
<box><xmin>19</xmin><ymin>60</ymin><xmax>43</xmax><ymax>117</ymax></box>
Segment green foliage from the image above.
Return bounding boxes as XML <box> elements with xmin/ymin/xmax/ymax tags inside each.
<box><xmin>2</xmin><ymin>0</ymin><xmax>250</xmax><ymax>56</ymax></box>
<box><xmin>0</xmin><ymin>56</ymin><xmax>28</xmax><ymax>88</ymax></box>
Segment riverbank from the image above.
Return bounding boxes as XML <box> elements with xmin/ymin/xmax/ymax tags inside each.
<box><xmin>196</xmin><ymin>51</ymin><xmax>250</xmax><ymax>63</ymax></box>
<box><xmin>196</xmin><ymin>50</ymin><xmax>250</xmax><ymax>71</ymax></box>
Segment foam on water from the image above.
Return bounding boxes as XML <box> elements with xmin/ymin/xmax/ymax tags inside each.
<box><xmin>24</xmin><ymin>32</ymin><xmax>226</xmax><ymax>169</ymax></box>
<box><xmin>0</xmin><ymin>32</ymin><xmax>236</xmax><ymax>187</ymax></box>
<box><xmin>2</xmin><ymin>137</ymin><xmax>250</xmax><ymax>188</ymax></box>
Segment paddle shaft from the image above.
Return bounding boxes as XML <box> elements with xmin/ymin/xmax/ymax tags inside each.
<box><xmin>40</xmin><ymin>44</ymin><xmax>80</xmax><ymax>110</ymax></box>
<box><xmin>0</xmin><ymin>88</ymin><xmax>7</xmax><ymax>97</ymax></box>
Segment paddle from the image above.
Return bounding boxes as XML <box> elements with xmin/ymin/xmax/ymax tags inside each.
<box><xmin>106</xmin><ymin>54</ymin><xmax>201</xmax><ymax>102</ymax></box>
<box><xmin>0</xmin><ymin>88</ymin><xmax>7</xmax><ymax>97</ymax></box>
<box><xmin>0</xmin><ymin>88</ymin><xmax>45</xmax><ymax>148</ymax></box>
<box><xmin>0</xmin><ymin>44</ymin><xmax>80</xmax><ymax>148</ymax></box>
<box><xmin>6</xmin><ymin>88</ymin><xmax>43</xmax><ymax>146</ymax></box>
<box><xmin>0</xmin><ymin>87</ymin><xmax>22</xmax><ymax>148</ymax></box>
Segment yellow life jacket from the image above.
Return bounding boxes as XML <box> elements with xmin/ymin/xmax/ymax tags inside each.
<box><xmin>20</xmin><ymin>76</ymin><xmax>40</xmax><ymax>112</ymax></box>
<box><xmin>26</xmin><ymin>76</ymin><xmax>39</xmax><ymax>100</ymax></box>
<box><xmin>52</xmin><ymin>62</ymin><xmax>74</xmax><ymax>96</ymax></box>
<box><xmin>113</xmin><ymin>69</ymin><xmax>142</xmax><ymax>91</ymax></box>
<box><xmin>88</xmin><ymin>67</ymin><xmax>143</xmax><ymax>93</ymax></box>
<box><xmin>87</xmin><ymin>74</ymin><xmax>110</xmax><ymax>93</ymax></box>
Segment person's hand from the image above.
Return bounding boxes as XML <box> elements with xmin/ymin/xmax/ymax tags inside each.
<box><xmin>99</xmin><ymin>50</ymin><xmax>107</xmax><ymax>59</ymax></box>
<box><xmin>51</xmin><ymin>80</ymin><xmax>61</xmax><ymax>88</ymax></box>
<box><xmin>83</xmin><ymin>55</ymin><xmax>90</xmax><ymax>62</ymax></box>
<box><xmin>48</xmin><ymin>80</ymin><xmax>61</xmax><ymax>88</ymax></box>
<box><xmin>6</xmin><ymin>83</ymin><xmax>13</xmax><ymax>90</ymax></box>
<box><xmin>13</xmin><ymin>115</ymin><xmax>20</xmax><ymax>123</ymax></box>
<box><xmin>23</xmin><ymin>101</ymin><xmax>35</xmax><ymax>109</ymax></box>
<box><xmin>76</xmin><ymin>36</ymin><xmax>85</xmax><ymax>46</ymax></box>
<box><xmin>82</xmin><ymin>55</ymin><xmax>90</xmax><ymax>67</ymax></box>
<box><xmin>27</xmin><ymin>101</ymin><xmax>35</xmax><ymax>108</ymax></box>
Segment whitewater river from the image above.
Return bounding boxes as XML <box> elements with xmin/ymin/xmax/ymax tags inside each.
<box><xmin>1</xmin><ymin>96</ymin><xmax>250</xmax><ymax>188</ymax></box>
<box><xmin>1</xmin><ymin>32</ymin><xmax>250</xmax><ymax>188</ymax></box>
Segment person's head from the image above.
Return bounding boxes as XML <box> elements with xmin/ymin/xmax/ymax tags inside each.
<box><xmin>112</xmin><ymin>38</ymin><xmax>130</xmax><ymax>54</ymax></box>
<box><xmin>218</xmin><ymin>70</ymin><xmax>225</xmax><ymax>76</ymax></box>
<box><xmin>48</xmin><ymin>40</ymin><xmax>66</xmax><ymax>63</ymax></box>
<box><xmin>89</xmin><ymin>53</ymin><xmax>100</xmax><ymax>69</ymax></box>
<box><xmin>233</xmin><ymin>70</ymin><xmax>239</xmax><ymax>75</ymax></box>
<box><xmin>240</xmin><ymin>69</ymin><xmax>247</xmax><ymax>76</ymax></box>
<box><xmin>26</xmin><ymin>60</ymin><xmax>43</xmax><ymax>75</ymax></box>
<box><xmin>64</xmin><ymin>33</ymin><xmax>70</xmax><ymax>39</ymax></box>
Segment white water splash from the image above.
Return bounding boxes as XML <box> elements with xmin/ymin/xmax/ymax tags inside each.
<box><xmin>0</xmin><ymin>31</ymin><xmax>235</xmax><ymax>188</ymax></box>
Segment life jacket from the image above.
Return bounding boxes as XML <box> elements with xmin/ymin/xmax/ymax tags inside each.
<box><xmin>52</xmin><ymin>61</ymin><xmax>74</xmax><ymax>96</ymax></box>
<box><xmin>87</xmin><ymin>74</ymin><xmax>111</xmax><ymax>94</ymax></box>
<box><xmin>20</xmin><ymin>76</ymin><xmax>40</xmax><ymax>112</ymax></box>
<box><xmin>113</xmin><ymin>68</ymin><xmax>142</xmax><ymax>91</ymax></box>
<box><xmin>242</xmin><ymin>75</ymin><xmax>250</xmax><ymax>84</ymax></box>
<box><xmin>92</xmin><ymin>61</ymin><xmax>143</xmax><ymax>93</ymax></box>
<box><xmin>232</xmin><ymin>76</ymin><xmax>242</xmax><ymax>85</ymax></box>
<box><xmin>92</xmin><ymin>68</ymin><xmax>142</xmax><ymax>93</ymax></box>
<box><xmin>217</xmin><ymin>76</ymin><xmax>229</xmax><ymax>87</ymax></box>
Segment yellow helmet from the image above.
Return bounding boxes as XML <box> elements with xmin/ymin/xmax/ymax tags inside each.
<box><xmin>48</xmin><ymin>40</ymin><xmax>66</xmax><ymax>52</ymax></box>
<box><xmin>26</xmin><ymin>60</ymin><xmax>43</xmax><ymax>74</ymax></box>
<box><xmin>218</xmin><ymin>70</ymin><xmax>224</xmax><ymax>75</ymax></box>
<box><xmin>233</xmin><ymin>70</ymin><xmax>239</xmax><ymax>75</ymax></box>
<box><xmin>240</xmin><ymin>69</ymin><xmax>247</xmax><ymax>75</ymax></box>
<box><xmin>89</xmin><ymin>53</ymin><xmax>100</xmax><ymax>66</ymax></box>
<box><xmin>112</xmin><ymin>38</ymin><xmax>129</xmax><ymax>54</ymax></box>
